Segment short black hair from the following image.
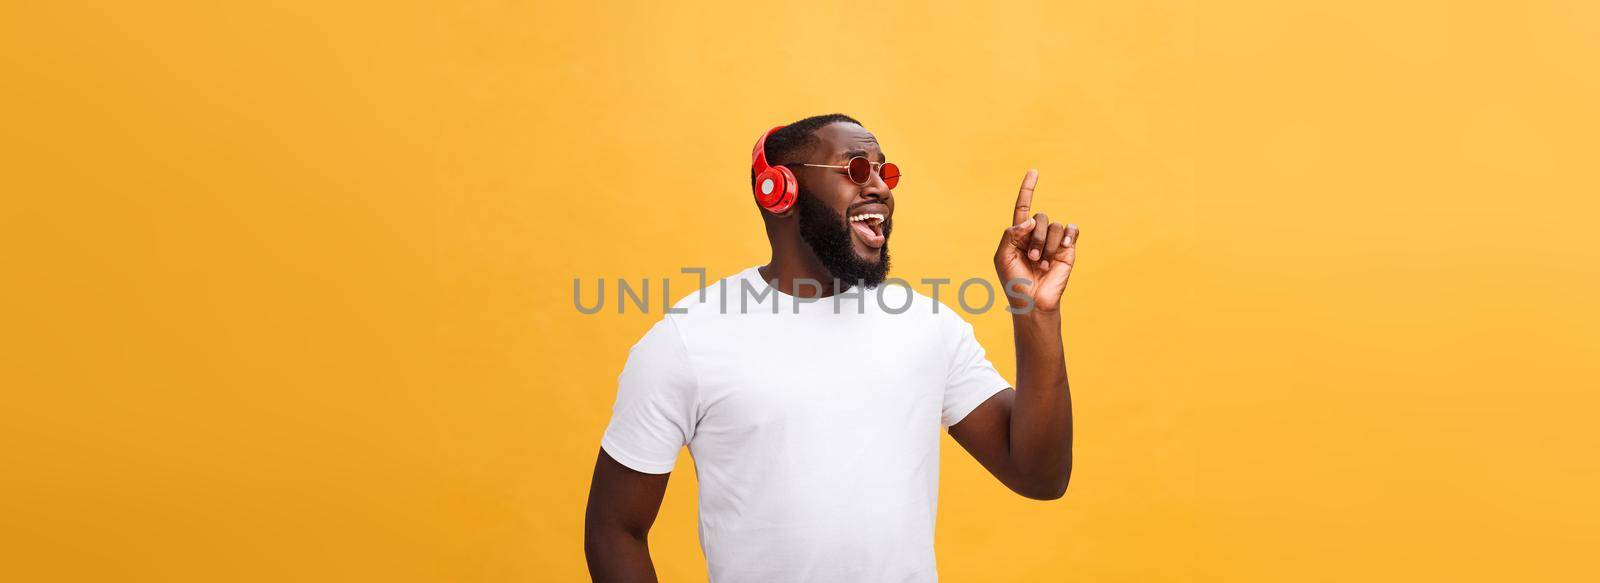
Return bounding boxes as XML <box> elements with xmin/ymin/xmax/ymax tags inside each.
<box><xmin>750</xmin><ymin>113</ymin><xmax>863</xmax><ymax>188</ymax></box>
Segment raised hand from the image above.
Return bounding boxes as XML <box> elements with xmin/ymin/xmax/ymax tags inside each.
<box><xmin>994</xmin><ymin>169</ymin><xmax>1080</xmax><ymax>314</ymax></box>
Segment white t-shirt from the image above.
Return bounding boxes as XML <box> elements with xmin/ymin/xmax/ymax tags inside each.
<box><xmin>599</xmin><ymin>266</ymin><xmax>1011</xmax><ymax>582</ymax></box>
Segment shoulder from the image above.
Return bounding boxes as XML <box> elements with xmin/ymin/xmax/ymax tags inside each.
<box><xmin>663</xmin><ymin>267</ymin><xmax>756</xmax><ymax>319</ymax></box>
<box><xmin>649</xmin><ymin>267</ymin><xmax>765</xmax><ymax>349</ymax></box>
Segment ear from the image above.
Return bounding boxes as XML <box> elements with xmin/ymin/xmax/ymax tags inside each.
<box><xmin>755</xmin><ymin>165</ymin><xmax>799</xmax><ymax>215</ymax></box>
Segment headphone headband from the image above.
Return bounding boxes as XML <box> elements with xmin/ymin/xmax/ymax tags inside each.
<box><xmin>752</xmin><ymin>125</ymin><xmax>784</xmax><ymax>173</ymax></box>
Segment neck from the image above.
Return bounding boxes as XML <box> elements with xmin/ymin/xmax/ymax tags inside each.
<box><xmin>760</xmin><ymin>231</ymin><xmax>846</xmax><ymax>299</ymax></box>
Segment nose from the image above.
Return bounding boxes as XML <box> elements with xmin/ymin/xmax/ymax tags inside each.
<box><xmin>862</xmin><ymin>168</ymin><xmax>892</xmax><ymax>200</ymax></box>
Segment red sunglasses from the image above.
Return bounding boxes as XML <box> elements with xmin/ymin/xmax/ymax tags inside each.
<box><xmin>798</xmin><ymin>156</ymin><xmax>901</xmax><ymax>189</ymax></box>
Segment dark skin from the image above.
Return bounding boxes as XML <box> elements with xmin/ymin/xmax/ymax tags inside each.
<box><xmin>584</xmin><ymin>122</ymin><xmax>1079</xmax><ymax>581</ymax></box>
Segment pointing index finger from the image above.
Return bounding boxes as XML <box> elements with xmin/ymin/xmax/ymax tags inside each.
<box><xmin>1013</xmin><ymin>169</ymin><xmax>1038</xmax><ymax>226</ymax></box>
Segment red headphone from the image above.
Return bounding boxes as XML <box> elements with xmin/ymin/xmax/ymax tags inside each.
<box><xmin>750</xmin><ymin>125</ymin><xmax>798</xmax><ymax>214</ymax></box>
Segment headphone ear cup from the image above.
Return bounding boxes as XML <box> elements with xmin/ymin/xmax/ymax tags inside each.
<box><xmin>769</xmin><ymin>166</ymin><xmax>798</xmax><ymax>214</ymax></box>
<box><xmin>754</xmin><ymin>166</ymin><xmax>799</xmax><ymax>214</ymax></box>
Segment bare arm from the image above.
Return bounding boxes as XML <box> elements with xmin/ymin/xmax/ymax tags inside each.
<box><xmin>949</xmin><ymin>312</ymin><xmax>1074</xmax><ymax>500</ymax></box>
<box><xmin>949</xmin><ymin>169</ymin><xmax>1078</xmax><ymax>501</ymax></box>
<box><xmin>584</xmin><ymin>449</ymin><xmax>671</xmax><ymax>582</ymax></box>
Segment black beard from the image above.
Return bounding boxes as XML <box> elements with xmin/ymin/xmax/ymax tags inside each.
<box><xmin>795</xmin><ymin>187</ymin><xmax>891</xmax><ymax>288</ymax></box>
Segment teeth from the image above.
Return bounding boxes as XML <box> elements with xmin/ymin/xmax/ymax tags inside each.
<box><xmin>848</xmin><ymin>213</ymin><xmax>885</xmax><ymax>223</ymax></box>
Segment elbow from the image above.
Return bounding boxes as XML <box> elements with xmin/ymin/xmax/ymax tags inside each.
<box><xmin>1016</xmin><ymin>468</ymin><xmax>1072</xmax><ymax>501</ymax></box>
<box><xmin>1031</xmin><ymin>477</ymin><xmax>1070</xmax><ymax>501</ymax></box>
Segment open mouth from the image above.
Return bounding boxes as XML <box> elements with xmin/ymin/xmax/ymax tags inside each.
<box><xmin>848</xmin><ymin>212</ymin><xmax>887</xmax><ymax>249</ymax></box>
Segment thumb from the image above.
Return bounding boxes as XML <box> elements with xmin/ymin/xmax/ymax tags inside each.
<box><xmin>996</xmin><ymin>217</ymin><xmax>1037</xmax><ymax>259</ymax></box>
<box><xmin>1009</xmin><ymin>217</ymin><xmax>1037</xmax><ymax>248</ymax></box>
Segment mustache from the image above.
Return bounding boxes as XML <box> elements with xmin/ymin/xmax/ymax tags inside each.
<box><xmin>847</xmin><ymin>200</ymin><xmax>889</xmax><ymax>213</ymax></box>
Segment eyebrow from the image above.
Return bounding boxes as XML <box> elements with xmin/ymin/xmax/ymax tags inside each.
<box><xmin>836</xmin><ymin>149</ymin><xmax>888</xmax><ymax>163</ymax></box>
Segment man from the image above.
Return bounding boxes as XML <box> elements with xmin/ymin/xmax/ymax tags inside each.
<box><xmin>584</xmin><ymin>114</ymin><xmax>1080</xmax><ymax>582</ymax></box>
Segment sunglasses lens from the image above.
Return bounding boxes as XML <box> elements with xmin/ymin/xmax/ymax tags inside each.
<box><xmin>838</xmin><ymin>156</ymin><xmax>864</xmax><ymax>183</ymax></box>
<box><xmin>845</xmin><ymin>156</ymin><xmax>870</xmax><ymax>184</ymax></box>
<box><xmin>880</xmin><ymin>162</ymin><xmax>900</xmax><ymax>189</ymax></box>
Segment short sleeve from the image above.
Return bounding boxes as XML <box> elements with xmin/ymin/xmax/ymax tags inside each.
<box><xmin>941</xmin><ymin>315</ymin><xmax>1012</xmax><ymax>427</ymax></box>
<box><xmin>599</xmin><ymin>316</ymin><xmax>699</xmax><ymax>474</ymax></box>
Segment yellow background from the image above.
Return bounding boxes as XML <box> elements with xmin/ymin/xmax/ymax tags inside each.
<box><xmin>3</xmin><ymin>1</ymin><xmax>1597</xmax><ymax>581</ymax></box>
